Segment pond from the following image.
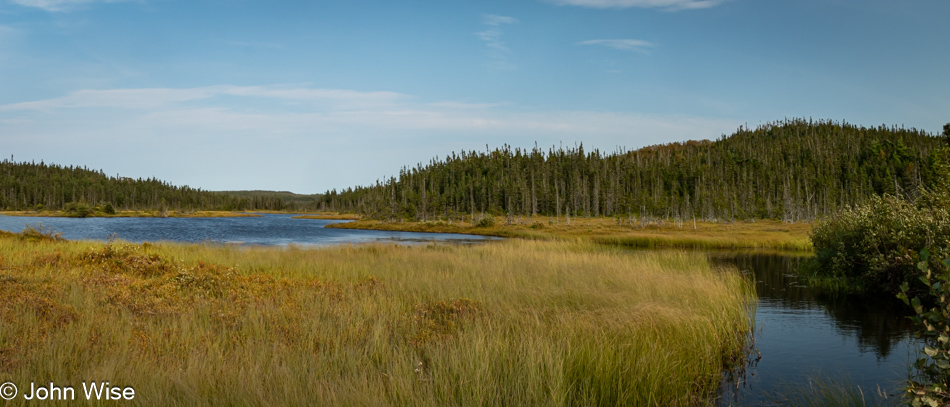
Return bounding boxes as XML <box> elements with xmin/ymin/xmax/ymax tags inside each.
<box><xmin>0</xmin><ymin>213</ymin><xmax>497</xmax><ymax>246</ymax></box>
<box><xmin>715</xmin><ymin>252</ymin><xmax>918</xmax><ymax>406</ymax></box>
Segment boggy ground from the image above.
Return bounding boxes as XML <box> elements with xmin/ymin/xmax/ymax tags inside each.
<box><xmin>326</xmin><ymin>216</ymin><xmax>813</xmax><ymax>252</ymax></box>
<box><xmin>0</xmin><ymin>229</ymin><xmax>752</xmax><ymax>406</ymax></box>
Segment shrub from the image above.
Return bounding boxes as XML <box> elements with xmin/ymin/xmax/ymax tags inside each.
<box><xmin>64</xmin><ymin>201</ymin><xmax>92</xmax><ymax>218</ymax></box>
<box><xmin>898</xmin><ymin>250</ymin><xmax>950</xmax><ymax>406</ymax></box>
<box><xmin>809</xmin><ymin>191</ymin><xmax>950</xmax><ymax>293</ymax></box>
<box><xmin>103</xmin><ymin>203</ymin><xmax>116</xmax><ymax>215</ymax></box>
<box><xmin>20</xmin><ymin>223</ymin><xmax>64</xmax><ymax>242</ymax></box>
<box><xmin>474</xmin><ymin>214</ymin><xmax>496</xmax><ymax>228</ymax></box>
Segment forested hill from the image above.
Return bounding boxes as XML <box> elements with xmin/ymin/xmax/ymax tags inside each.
<box><xmin>0</xmin><ymin>161</ymin><xmax>318</xmax><ymax>212</ymax></box>
<box><xmin>320</xmin><ymin>119</ymin><xmax>950</xmax><ymax>222</ymax></box>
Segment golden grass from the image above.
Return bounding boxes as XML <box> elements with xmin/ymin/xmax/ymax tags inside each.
<box><xmin>325</xmin><ymin>216</ymin><xmax>813</xmax><ymax>252</ymax></box>
<box><xmin>291</xmin><ymin>212</ymin><xmax>362</xmax><ymax>220</ymax></box>
<box><xmin>0</xmin><ymin>232</ymin><xmax>753</xmax><ymax>406</ymax></box>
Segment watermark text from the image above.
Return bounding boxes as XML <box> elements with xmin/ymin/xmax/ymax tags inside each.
<box><xmin>0</xmin><ymin>381</ymin><xmax>135</xmax><ymax>401</ymax></box>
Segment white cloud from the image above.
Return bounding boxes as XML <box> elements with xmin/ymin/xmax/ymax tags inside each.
<box><xmin>578</xmin><ymin>39</ymin><xmax>655</xmax><ymax>51</ymax></box>
<box><xmin>0</xmin><ymin>85</ymin><xmax>734</xmax><ymax>139</ymax></box>
<box><xmin>0</xmin><ymin>86</ymin><xmax>408</xmax><ymax>111</ymax></box>
<box><xmin>547</xmin><ymin>0</ymin><xmax>723</xmax><ymax>11</ymax></box>
<box><xmin>0</xmin><ymin>85</ymin><xmax>737</xmax><ymax>192</ymax></box>
<box><xmin>476</xmin><ymin>14</ymin><xmax>518</xmax><ymax>70</ymax></box>
<box><xmin>9</xmin><ymin>0</ymin><xmax>133</xmax><ymax>12</ymax></box>
<box><xmin>482</xmin><ymin>14</ymin><xmax>519</xmax><ymax>26</ymax></box>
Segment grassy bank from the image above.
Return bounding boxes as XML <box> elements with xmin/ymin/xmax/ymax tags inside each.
<box><xmin>325</xmin><ymin>217</ymin><xmax>813</xmax><ymax>252</ymax></box>
<box><xmin>291</xmin><ymin>212</ymin><xmax>362</xmax><ymax>220</ymax></box>
<box><xmin>0</xmin><ymin>231</ymin><xmax>753</xmax><ymax>406</ymax></box>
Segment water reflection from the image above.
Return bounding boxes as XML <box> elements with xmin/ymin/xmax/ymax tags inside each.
<box><xmin>712</xmin><ymin>252</ymin><xmax>918</xmax><ymax>405</ymax></box>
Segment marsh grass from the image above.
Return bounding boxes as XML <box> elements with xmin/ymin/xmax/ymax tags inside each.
<box><xmin>0</xmin><ymin>233</ymin><xmax>753</xmax><ymax>406</ymax></box>
<box><xmin>291</xmin><ymin>212</ymin><xmax>362</xmax><ymax>220</ymax></box>
<box><xmin>326</xmin><ymin>217</ymin><xmax>813</xmax><ymax>252</ymax></box>
<box><xmin>761</xmin><ymin>375</ymin><xmax>894</xmax><ymax>407</ymax></box>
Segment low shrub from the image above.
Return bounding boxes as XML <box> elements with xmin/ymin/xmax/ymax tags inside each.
<box><xmin>898</xmin><ymin>250</ymin><xmax>950</xmax><ymax>406</ymax></box>
<box><xmin>64</xmin><ymin>201</ymin><xmax>92</xmax><ymax>218</ymax></box>
<box><xmin>808</xmin><ymin>190</ymin><xmax>950</xmax><ymax>293</ymax></box>
<box><xmin>19</xmin><ymin>223</ymin><xmax>64</xmax><ymax>242</ymax></box>
<box><xmin>474</xmin><ymin>214</ymin><xmax>496</xmax><ymax>228</ymax></box>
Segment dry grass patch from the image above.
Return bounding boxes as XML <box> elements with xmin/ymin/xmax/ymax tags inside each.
<box><xmin>0</xmin><ymin>232</ymin><xmax>753</xmax><ymax>406</ymax></box>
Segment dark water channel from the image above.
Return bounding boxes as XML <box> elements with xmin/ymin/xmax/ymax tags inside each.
<box><xmin>0</xmin><ymin>215</ymin><xmax>920</xmax><ymax>404</ymax></box>
<box><xmin>715</xmin><ymin>252</ymin><xmax>918</xmax><ymax>406</ymax></box>
<box><xmin>0</xmin><ymin>213</ymin><xmax>497</xmax><ymax>246</ymax></box>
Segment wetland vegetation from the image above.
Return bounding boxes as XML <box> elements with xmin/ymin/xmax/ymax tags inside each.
<box><xmin>1</xmin><ymin>118</ymin><xmax>949</xmax><ymax>405</ymax></box>
<box><xmin>0</xmin><ymin>229</ymin><xmax>752</xmax><ymax>406</ymax></box>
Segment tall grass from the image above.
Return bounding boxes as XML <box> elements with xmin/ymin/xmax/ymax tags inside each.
<box><xmin>328</xmin><ymin>217</ymin><xmax>814</xmax><ymax>252</ymax></box>
<box><xmin>0</xmin><ymin>234</ymin><xmax>753</xmax><ymax>406</ymax></box>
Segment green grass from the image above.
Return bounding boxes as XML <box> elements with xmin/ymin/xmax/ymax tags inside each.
<box><xmin>0</xmin><ymin>232</ymin><xmax>754</xmax><ymax>406</ymax></box>
<box><xmin>325</xmin><ymin>217</ymin><xmax>814</xmax><ymax>252</ymax></box>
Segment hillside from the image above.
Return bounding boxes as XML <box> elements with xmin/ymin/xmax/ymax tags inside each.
<box><xmin>217</xmin><ymin>190</ymin><xmax>322</xmax><ymax>208</ymax></box>
<box><xmin>320</xmin><ymin>119</ymin><xmax>950</xmax><ymax>222</ymax></box>
<box><xmin>0</xmin><ymin>162</ymin><xmax>316</xmax><ymax>212</ymax></box>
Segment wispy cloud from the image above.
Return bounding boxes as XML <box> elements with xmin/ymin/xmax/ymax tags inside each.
<box><xmin>0</xmin><ymin>85</ymin><xmax>736</xmax><ymax>192</ymax></box>
<box><xmin>578</xmin><ymin>39</ymin><xmax>655</xmax><ymax>52</ymax></box>
<box><xmin>226</xmin><ymin>41</ymin><xmax>286</xmax><ymax>50</ymax></box>
<box><xmin>9</xmin><ymin>0</ymin><xmax>133</xmax><ymax>12</ymax></box>
<box><xmin>547</xmin><ymin>0</ymin><xmax>723</xmax><ymax>11</ymax></box>
<box><xmin>0</xmin><ymin>86</ymin><xmax>407</xmax><ymax>111</ymax></box>
<box><xmin>0</xmin><ymin>85</ymin><xmax>734</xmax><ymax>140</ymax></box>
<box><xmin>482</xmin><ymin>14</ymin><xmax>518</xmax><ymax>26</ymax></box>
<box><xmin>476</xmin><ymin>14</ymin><xmax>519</xmax><ymax>70</ymax></box>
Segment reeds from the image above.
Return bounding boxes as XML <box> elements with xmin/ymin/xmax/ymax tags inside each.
<box><xmin>0</xmin><ymin>233</ymin><xmax>753</xmax><ymax>406</ymax></box>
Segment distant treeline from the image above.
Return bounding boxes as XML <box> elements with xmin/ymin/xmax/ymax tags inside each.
<box><xmin>320</xmin><ymin>119</ymin><xmax>950</xmax><ymax>222</ymax></box>
<box><xmin>0</xmin><ymin>161</ymin><xmax>320</xmax><ymax>212</ymax></box>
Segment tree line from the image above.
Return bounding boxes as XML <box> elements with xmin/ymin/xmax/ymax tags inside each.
<box><xmin>0</xmin><ymin>160</ymin><xmax>319</xmax><ymax>212</ymax></box>
<box><xmin>319</xmin><ymin>119</ymin><xmax>949</xmax><ymax>222</ymax></box>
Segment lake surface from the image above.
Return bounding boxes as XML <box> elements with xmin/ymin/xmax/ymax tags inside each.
<box><xmin>715</xmin><ymin>253</ymin><xmax>918</xmax><ymax>406</ymax></box>
<box><xmin>0</xmin><ymin>214</ymin><xmax>920</xmax><ymax>404</ymax></box>
<box><xmin>0</xmin><ymin>214</ymin><xmax>497</xmax><ymax>246</ymax></box>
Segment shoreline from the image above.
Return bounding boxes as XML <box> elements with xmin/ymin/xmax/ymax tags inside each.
<box><xmin>321</xmin><ymin>216</ymin><xmax>814</xmax><ymax>252</ymax></box>
<box><xmin>0</xmin><ymin>210</ymin><xmax>356</xmax><ymax>219</ymax></box>
<box><xmin>0</xmin><ymin>210</ymin><xmax>265</xmax><ymax>218</ymax></box>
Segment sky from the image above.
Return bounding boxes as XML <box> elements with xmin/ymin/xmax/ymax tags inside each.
<box><xmin>0</xmin><ymin>0</ymin><xmax>947</xmax><ymax>194</ymax></box>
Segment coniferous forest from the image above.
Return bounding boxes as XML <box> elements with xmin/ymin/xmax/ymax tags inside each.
<box><xmin>0</xmin><ymin>161</ymin><xmax>319</xmax><ymax>212</ymax></box>
<box><xmin>320</xmin><ymin>119</ymin><xmax>949</xmax><ymax>222</ymax></box>
<box><xmin>2</xmin><ymin>119</ymin><xmax>946</xmax><ymax>219</ymax></box>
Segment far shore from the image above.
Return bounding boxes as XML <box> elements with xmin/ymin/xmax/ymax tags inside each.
<box><xmin>321</xmin><ymin>216</ymin><xmax>813</xmax><ymax>252</ymax></box>
<box><xmin>0</xmin><ymin>210</ymin><xmax>264</xmax><ymax>218</ymax></box>
<box><xmin>0</xmin><ymin>210</ymin><xmax>365</xmax><ymax>219</ymax></box>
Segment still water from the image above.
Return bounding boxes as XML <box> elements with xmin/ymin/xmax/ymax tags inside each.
<box><xmin>0</xmin><ymin>215</ymin><xmax>920</xmax><ymax>405</ymax></box>
<box><xmin>0</xmin><ymin>214</ymin><xmax>496</xmax><ymax>246</ymax></box>
<box><xmin>716</xmin><ymin>253</ymin><xmax>918</xmax><ymax>406</ymax></box>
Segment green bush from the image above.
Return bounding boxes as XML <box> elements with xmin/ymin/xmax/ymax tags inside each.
<box><xmin>64</xmin><ymin>201</ymin><xmax>93</xmax><ymax>218</ymax></box>
<box><xmin>898</xmin><ymin>250</ymin><xmax>950</xmax><ymax>406</ymax></box>
<box><xmin>809</xmin><ymin>191</ymin><xmax>950</xmax><ymax>293</ymax></box>
<box><xmin>20</xmin><ymin>223</ymin><xmax>64</xmax><ymax>241</ymax></box>
<box><xmin>103</xmin><ymin>203</ymin><xmax>116</xmax><ymax>215</ymax></box>
<box><xmin>474</xmin><ymin>214</ymin><xmax>496</xmax><ymax>228</ymax></box>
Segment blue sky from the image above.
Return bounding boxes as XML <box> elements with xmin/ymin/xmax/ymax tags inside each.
<box><xmin>1</xmin><ymin>0</ymin><xmax>947</xmax><ymax>193</ymax></box>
